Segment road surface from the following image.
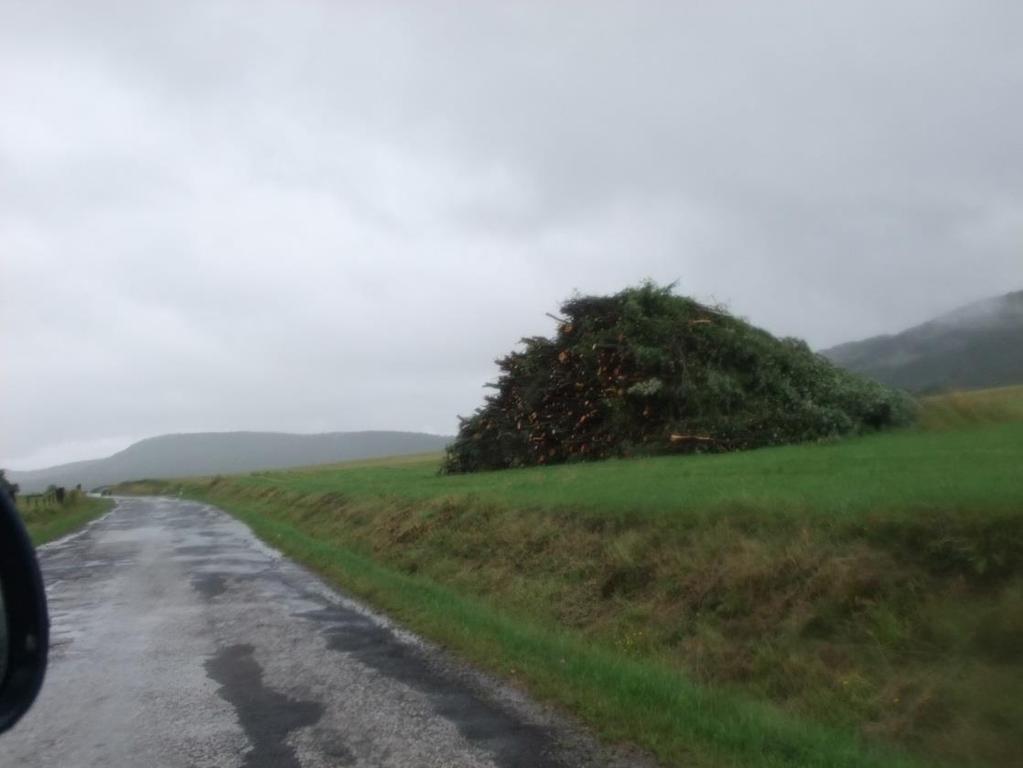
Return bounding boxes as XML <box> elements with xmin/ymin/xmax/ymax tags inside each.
<box><xmin>3</xmin><ymin>497</ymin><xmax>640</xmax><ymax>768</ymax></box>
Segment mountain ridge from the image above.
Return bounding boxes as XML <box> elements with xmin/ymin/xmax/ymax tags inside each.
<box><xmin>820</xmin><ymin>290</ymin><xmax>1023</xmax><ymax>393</ymax></box>
<box><xmin>8</xmin><ymin>430</ymin><xmax>452</xmax><ymax>493</ymax></box>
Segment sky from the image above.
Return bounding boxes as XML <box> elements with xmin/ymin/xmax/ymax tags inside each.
<box><xmin>2</xmin><ymin>1</ymin><xmax>1021</xmax><ymax>470</ymax></box>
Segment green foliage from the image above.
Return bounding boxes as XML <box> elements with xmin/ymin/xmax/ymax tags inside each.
<box><xmin>444</xmin><ymin>283</ymin><xmax>915</xmax><ymax>473</ymax></box>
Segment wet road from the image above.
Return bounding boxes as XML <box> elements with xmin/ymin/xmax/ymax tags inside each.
<box><xmin>4</xmin><ymin>497</ymin><xmax>635</xmax><ymax>768</ymax></box>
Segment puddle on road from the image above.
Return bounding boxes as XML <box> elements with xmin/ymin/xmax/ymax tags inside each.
<box><xmin>205</xmin><ymin>643</ymin><xmax>332</xmax><ymax>768</ymax></box>
<box><xmin>192</xmin><ymin>573</ymin><xmax>228</xmax><ymax>599</ymax></box>
<box><xmin>297</xmin><ymin>604</ymin><xmax>565</xmax><ymax>768</ymax></box>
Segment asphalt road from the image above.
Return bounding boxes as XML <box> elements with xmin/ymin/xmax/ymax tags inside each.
<box><xmin>3</xmin><ymin>497</ymin><xmax>641</xmax><ymax>768</ymax></box>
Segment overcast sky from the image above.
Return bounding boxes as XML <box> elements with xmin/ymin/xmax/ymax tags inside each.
<box><xmin>2</xmin><ymin>1</ymin><xmax>1021</xmax><ymax>469</ymax></box>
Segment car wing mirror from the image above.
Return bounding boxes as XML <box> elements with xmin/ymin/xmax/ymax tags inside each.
<box><xmin>0</xmin><ymin>489</ymin><xmax>48</xmax><ymax>734</ymax></box>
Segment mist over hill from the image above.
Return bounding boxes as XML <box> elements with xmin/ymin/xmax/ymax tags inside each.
<box><xmin>8</xmin><ymin>431</ymin><xmax>451</xmax><ymax>493</ymax></box>
<box><xmin>821</xmin><ymin>290</ymin><xmax>1023</xmax><ymax>393</ymax></box>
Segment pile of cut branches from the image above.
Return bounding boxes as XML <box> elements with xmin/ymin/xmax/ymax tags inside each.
<box><xmin>443</xmin><ymin>283</ymin><xmax>915</xmax><ymax>473</ymax></box>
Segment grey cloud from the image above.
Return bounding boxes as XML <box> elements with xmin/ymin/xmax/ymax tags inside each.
<box><xmin>2</xmin><ymin>0</ymin><xmax>1021</xmax><ymax>467</ymax></box>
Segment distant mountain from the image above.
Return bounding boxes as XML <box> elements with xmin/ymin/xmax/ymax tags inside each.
<box><xmin>8</xmin><ymin>430</ymin><xmax>451</xmax><ymax>493</ymax></box>
<box><xmin>821</xmin><ymin>290</ymin><xmax>1023</xmax><ymax>393</ymax></box>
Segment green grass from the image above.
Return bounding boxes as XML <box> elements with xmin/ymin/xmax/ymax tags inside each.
<box><xmin>918</xmin><ymin>385</ymin><xmax>1023</xmax><ymax>431</ymax></box>
<box><xmin>238</xmin><ymin>419</ymin><xmax>1023</xmax><ymax>521</ymax></box>
<box><xmin>17</xmin><ymin>492</ymin><xmax>114</xmax><ymax>545</ymax></box>
<box><xmin>118</xmin><ymin>387</ymin><xmax>1023</xmax><ymax>767</ymax></box>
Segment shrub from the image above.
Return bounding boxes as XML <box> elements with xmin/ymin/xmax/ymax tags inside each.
<box><xmin>443</xmin><ymin>283</ymin><xmax>915</xmax><ymax>473</ymax></box>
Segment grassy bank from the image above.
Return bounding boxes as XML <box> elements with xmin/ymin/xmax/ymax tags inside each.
<box><xmin>118</xmin><ymin>388</ymin><xmax>1023</xmax><ymax>767</ymax></box>
<box><xmin>17</xmin><ymin>491</ymin><xmax>114</xmax><ymax>545</ymax></box>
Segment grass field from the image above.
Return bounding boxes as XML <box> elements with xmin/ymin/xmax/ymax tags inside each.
<box><xmin>118</xmin><ymin>386</ymin><xmax>1023</xmax><ymax>768</ymax></box>
<box><xmin>17</xmin><ymin>491</ymin><xmax>114</xmax><ymax>545</ymax></box>
<box><xmin>237</xmin><ymin>421</ymin><xmax>1022</xmax><ymax>520</ymax></box>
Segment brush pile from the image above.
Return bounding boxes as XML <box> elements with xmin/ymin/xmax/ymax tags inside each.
<box><xmin>442</xmin><ymin>283</ymin><xmax>915</xmax><ymax>473</ymax></box>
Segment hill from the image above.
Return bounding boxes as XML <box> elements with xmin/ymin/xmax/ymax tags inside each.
<box><xmin>8</xmin><ymin>430</ymin><xmax>451</xmax><ymax>493</ymax></box>
<box><xmin>821</xmin><ymin>290</ymin><xmax>1023</xmax><ymax>393</ymax></box>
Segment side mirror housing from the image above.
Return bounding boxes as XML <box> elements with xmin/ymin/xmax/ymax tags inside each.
<box><xmin>0</xmin><ymin>490</ymin><xmax>49</xmax><ymax>734</ymax></box>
